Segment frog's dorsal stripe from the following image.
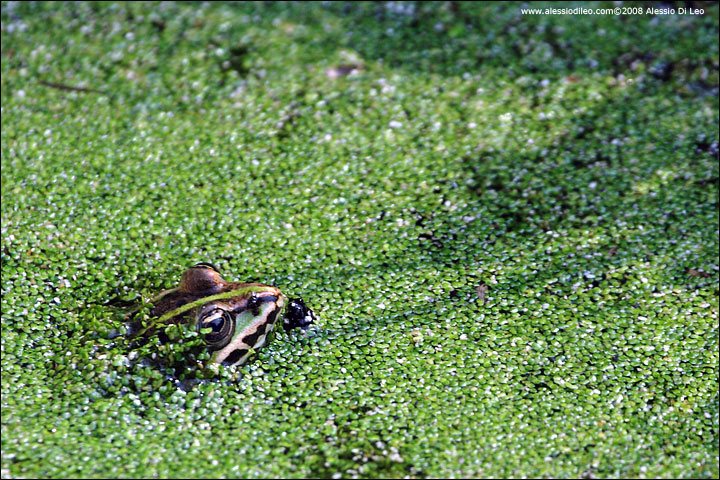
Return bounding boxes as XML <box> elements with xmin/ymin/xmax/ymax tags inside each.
<box><xmin>156</xmin><ymin>286</ymin><xmax>270</xmax><ymax>324</ymax></box>
<box><xmin>136</xmin><ymin>286</ymin><xmax>271</xmax><ymax>337</ymax></box>
<box><xmin>123</xmin><ymin>287</ymin><xmax>178</xmax><ymax>320</ymax></box>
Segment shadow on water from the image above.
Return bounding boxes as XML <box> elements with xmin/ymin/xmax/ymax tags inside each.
<box><xmin>203</xmin><ymin>1</ymin><xmax>719</xmax><ymax>80</ymax></box>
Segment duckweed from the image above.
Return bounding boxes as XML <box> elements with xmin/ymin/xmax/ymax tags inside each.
<box><xmin>2</xmin><ymin>2</ymin><xmax>718</xmax><ymax>478</ymax></box>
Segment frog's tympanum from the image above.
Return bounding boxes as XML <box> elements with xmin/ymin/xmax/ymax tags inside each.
<box><xmin>147</xmin><ymin>263</ymin><xmax>315</xmax><ymax>366</ymax></box>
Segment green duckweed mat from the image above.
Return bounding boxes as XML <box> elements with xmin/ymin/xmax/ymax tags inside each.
<box><xmin>2</xmin><ymin>2</ymin><xmax>718</xmax><ymax>478</ymax></box>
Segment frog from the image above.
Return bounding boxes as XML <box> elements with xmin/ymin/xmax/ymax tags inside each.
<box><xmin>138</xmin><ymin>263</ymin><xmax>315</xmax><ymax>366</ymax></box>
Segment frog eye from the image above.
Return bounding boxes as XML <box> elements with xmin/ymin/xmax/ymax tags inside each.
<box><xmin>198</xmin><ymin>307</ymin><xmax>235</xmax><ymax>349</ymax></box>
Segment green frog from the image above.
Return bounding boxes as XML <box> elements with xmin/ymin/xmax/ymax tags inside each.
<box><xmin>141</xmin><ymin>263</ymin><xmax>315</xmax><ymax>366</ymax></box>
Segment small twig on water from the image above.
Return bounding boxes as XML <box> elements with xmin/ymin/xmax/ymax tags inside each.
<box><xmin>38</xmin><ymin>80</ymin><xmax>107</xmax><ymax>95</ymax></box>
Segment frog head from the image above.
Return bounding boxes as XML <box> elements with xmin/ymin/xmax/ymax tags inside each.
<box><xmin>147</xmin><ymin>263</ymin><xmax>312</xmax><ymax>366</ymax></box>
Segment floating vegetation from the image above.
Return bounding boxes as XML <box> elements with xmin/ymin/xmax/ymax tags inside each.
<box><xmin>1</xmin><ymin>2</ymin><xmax>718</xmax><ymax>478</ymax></box>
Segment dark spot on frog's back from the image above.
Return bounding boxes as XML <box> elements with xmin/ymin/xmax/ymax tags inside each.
<box><xmin>222</xmin><ymin>348</ymin><xmax>248</xmax><ymax>366</ymax></box>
